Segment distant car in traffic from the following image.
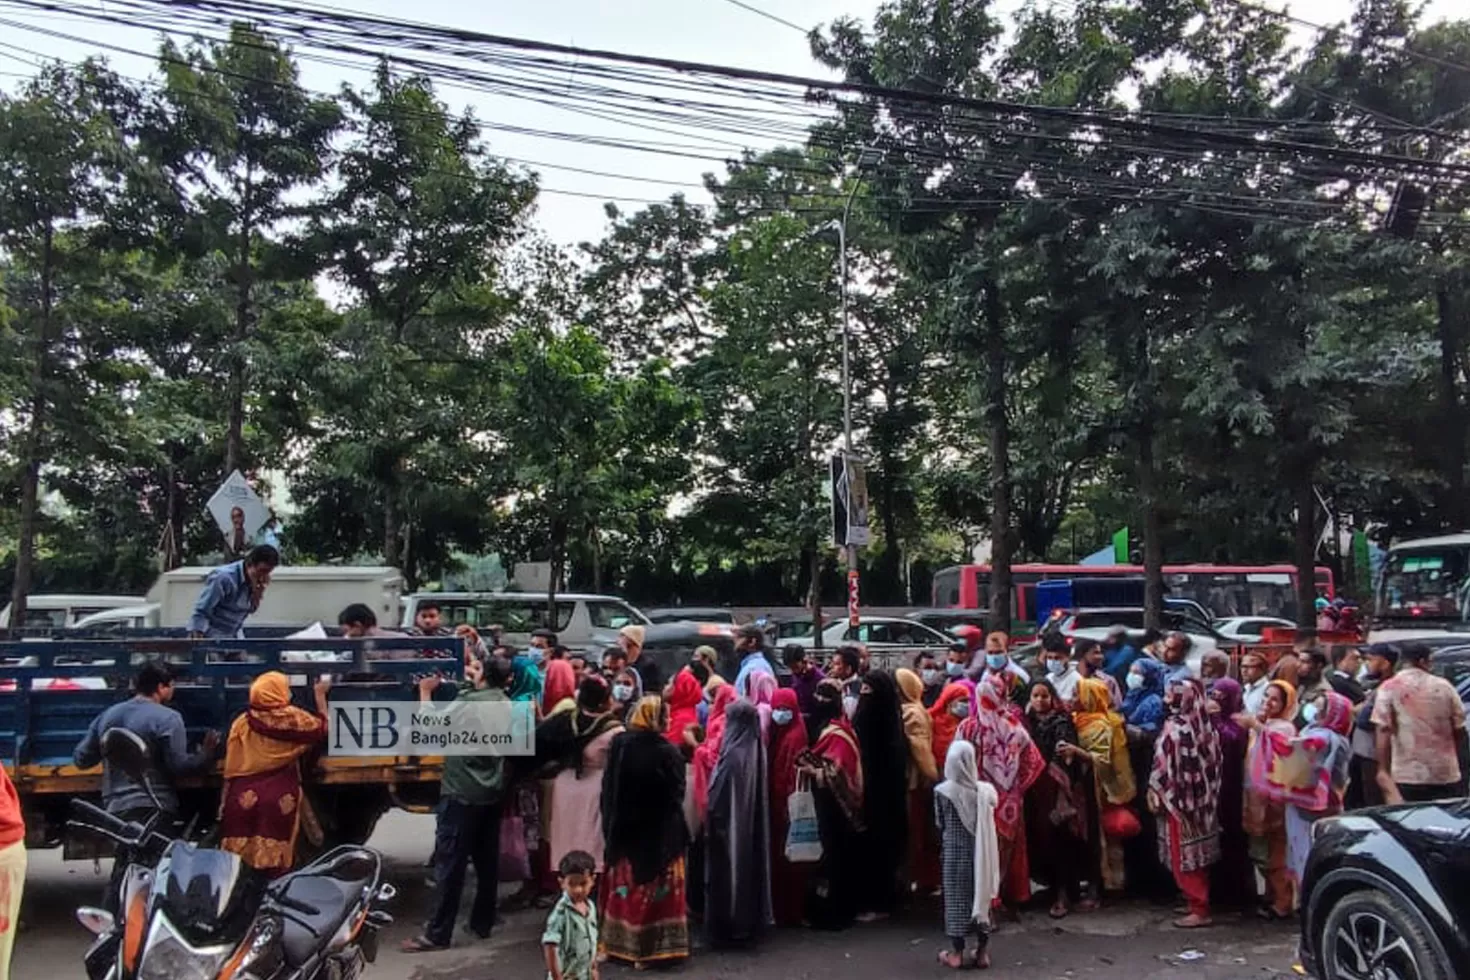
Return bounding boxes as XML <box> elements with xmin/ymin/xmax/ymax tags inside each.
<box><xmin>1211</xmin><ymin>615</ymin><xmax>1297</xmax><ymax>644</ymax></box>
<box><xmin>906</xmin><ymin>608</ymin><xmax>988</xmax><ymax>635</ymax></box>
<box><xmin>401</xmin><ymin>591</ymin><xmax>650</xmax><ymax>652</ymax></box>
<box><xmin>1056</xmin><ymin>606</ymin><xmax>1223</xmax><ymax>673</ymax></box>
<box><xmin>644</xmin><ymin>606</ymin><xmax>738</xmax><ymax>626</ymax></box>
<box><xmin>1299</xmin><ymin>798</ymin><xmax>1470</xmax><ymax>980</ymax></box>
<box><xmin>784</xmin><ymin>616</ymin><xmax>953</xmax><ymax>652</ymax></box>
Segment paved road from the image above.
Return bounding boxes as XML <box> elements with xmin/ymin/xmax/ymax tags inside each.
<box><xmin>14</xmin><ymin>810</ymin><xmax>1300</xmax><ymax>979</ymax></box>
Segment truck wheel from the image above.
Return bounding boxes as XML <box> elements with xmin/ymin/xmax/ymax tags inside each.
<box><xmin>316</xmin><ymin>789</ymin><xmax>389</xmax><ymax>848</ymax></box>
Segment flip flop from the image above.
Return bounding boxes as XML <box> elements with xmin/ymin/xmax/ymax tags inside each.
<box><xmin>400</xmin><ymin>936</ymin><xmax>450</xmax><ymax>954</ymax></box>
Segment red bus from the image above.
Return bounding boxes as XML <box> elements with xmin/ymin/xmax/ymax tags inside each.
<box><xmin>933</xmin><ymin>563</ymin><xmax>1335</xmax><ymax>624</ymax></box>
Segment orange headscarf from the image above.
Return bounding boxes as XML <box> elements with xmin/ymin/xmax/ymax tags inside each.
<box><xmin>928</xmin><ymin>682</ymin><xmax>971</xmax><ymax>774</ymax></box>
<box><xmin>542</xmin><ymin>660</ymin><xmax>577</xmax><ymax>716</ymax></box>
<box><xmin>223</xmin><ymin>672</ymin><xmax>325</xmax><ymax>779</ymax></box>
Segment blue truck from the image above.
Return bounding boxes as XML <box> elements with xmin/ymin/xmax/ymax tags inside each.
<box><xmin>0</xmin><ymin>631</ymin><xmax>463</xmax><ymax>851</ymax></box>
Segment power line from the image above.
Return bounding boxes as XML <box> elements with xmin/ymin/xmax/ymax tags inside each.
<box><xmin>1221</xmin><ymin>0</ymin><xmax>1470</xmax><ymax>75</ymax></box>
<box><xmin>18</xmin><ymin>0</ymin><xmax>1468</xmax><ymax>178</ymax></box>
<box><xmin>716</xmin><ymin>0</ymin><xmax>811</xmax><ymax>35</ymax></box>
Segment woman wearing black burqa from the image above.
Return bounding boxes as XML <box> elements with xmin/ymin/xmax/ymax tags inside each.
<box><xmin>600</xmin><ymin>696</ymin><xmax>691</xmax><ymax>967</ymax></box>
<box><xmin>852</xmin><ymin>670</ymin><xmax>910</xmax><ymax>920</ymax></box>
<box><xmin>704</xmin><ymin>699</ymin><xmax>773</xmax><ymax>947</ymax></box>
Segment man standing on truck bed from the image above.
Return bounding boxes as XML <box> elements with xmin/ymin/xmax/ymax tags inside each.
<box><xmin>187</xmin><ymin>544</ymin><xmax>281</xmax><ymax>639</ymax></box>
<box><xmin>73</xmin><ymin>661</ymin><xmax>220</xmax><ymax>910</ymax></box>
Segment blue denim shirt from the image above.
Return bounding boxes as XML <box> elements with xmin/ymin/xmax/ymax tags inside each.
<box><xmin>187</xmin><ymin>561</ymin><xmax>253</xmax><ymax>637</ymax></box>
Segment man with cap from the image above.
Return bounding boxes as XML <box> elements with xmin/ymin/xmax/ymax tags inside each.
<box><xmin>733</xmin><ymin>623</ymin><xmax>775</xmax><ymax>698</ymax></box>
<box><xmin>952</xmin><ymin>624</ymin><xmax>986</xmax><ymax>673</ymax></box>
<box><xmin>1347</xmin><ymin>644</ymin><xmax>1397</xmax><ymax>808</ymax></box>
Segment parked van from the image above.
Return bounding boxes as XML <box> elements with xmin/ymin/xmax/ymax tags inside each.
<box><xmin>0</xmin><ymin>594</ymin><xmax>145</xmax><ymax>630</ymax></box>
<box><xmin>401</xmin><ymin>592</ymin><xmax>650</xmax><ymax>652</ymax></box>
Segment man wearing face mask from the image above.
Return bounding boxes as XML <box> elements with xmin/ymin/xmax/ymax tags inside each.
<box><xmin>1040</xmin><ymin>634</ymin><xmax>1081</xmax><ymax>708</ymax></box>
<box><xmin>952</xmin><ymin>625</ymin><xmax>986</xmax><ymax>673</ymax></box>
<box><xmin>944</xmin><ymin>642</ymin><xmax>969</xmax><ymax>684</ymax></box>
<box><xmin>978</xmin><ymin>631</ymin><xmax>1029</xmax><ymax>709</ymax></box>
<box><xmin>913</xmin><ymin>651</ymin><xmax>944</xmax><ymax>707</ymax></box>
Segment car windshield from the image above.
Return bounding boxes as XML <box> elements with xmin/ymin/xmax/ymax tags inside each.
<box><xmin>1378</xmin><ymin>547</ymin><xmax>1470</xmax><ymax>621</ymax></box>
<box><xmin>1072</xmin><ymin>610</ymin><xmax>1145</xmax><ymax>630</ymax></box>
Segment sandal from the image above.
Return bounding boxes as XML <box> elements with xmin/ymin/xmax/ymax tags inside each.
<box><xmin>937</xmin><ymin>949</ymin><xmax>964</xmax><ymax>969</ymax></box>
<box><xmin>1173</xmin><ymin>914</ymin><xmax>1213</xmax><ymax>929</ymax></box>
<box><xmin>1049</xmin><ymin>900</ymin><xmax>1070</xmax><ymax>919</ymax></box>
<box><xmin>975</xmin><ymin>948</ymin><xmax>992</xmax><ymax>970</ymax></box>
<box><xmin>400</xmin><ymin>936</ymin><xmax>449</xmax><ymax>953</ymax></box>
<box><xmin>1075</xmin><ymin>898</ymin><xmax>1100</xmax><ymax>913</ymax></box>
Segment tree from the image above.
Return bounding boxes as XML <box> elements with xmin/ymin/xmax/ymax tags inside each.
<box><xmin>154</xmin><ymin>24</ymin><xmax>341</xmax><ymax>478</ymax></box>
<box><xmin>0</xmin><ymin>63</ymin><xmax>130</xmax><ymax>625</ymax></box>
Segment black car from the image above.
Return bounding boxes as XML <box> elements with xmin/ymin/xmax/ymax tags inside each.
<box><xmin>1299</xmin><ymin>799</ymin><xmax>1470</xmax><ymax>980</ymax></box>
<box><xmin>906</xmin><ymin>608</ymin><xmax>988</xmax><ymax>634</ymax></box>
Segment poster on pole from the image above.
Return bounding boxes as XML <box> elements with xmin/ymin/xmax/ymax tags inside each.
<box><xmin>207</xmin><ymin>470</ymin><xmax>268</xmax><ymax>558</ymax></box>
<box><xmin>829</xmin><ymin>453</ymin><xmax>871</xmax><ymax>548</ymax></box>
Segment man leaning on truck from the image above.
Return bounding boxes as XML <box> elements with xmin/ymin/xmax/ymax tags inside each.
<box><xmin>73</xmin><ymin>661</ymin><xmax>220</xmax><ymax>910</ymax></box>
<box><xmin>187</xmin><ymin>545</ymin><xmax>281</xmax><ymax>639</ymax></box>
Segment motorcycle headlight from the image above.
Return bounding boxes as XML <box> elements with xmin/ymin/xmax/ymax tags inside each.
<box><xmin>136</xmin><ymin>916</ymin><xmax>233</xmax><ymax>980</ymax></box>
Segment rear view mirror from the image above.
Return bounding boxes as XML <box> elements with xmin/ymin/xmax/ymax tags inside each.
<box><xmin>100</xmin><ymin>728</ymin><xmax>162</xmax><ymax>811</ymax></box>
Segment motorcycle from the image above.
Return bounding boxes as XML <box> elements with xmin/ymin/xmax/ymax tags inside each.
<box><xmin>69</xmin><ymin>728</ymin><xmax>396</xmax><ymax>980</ymax></box>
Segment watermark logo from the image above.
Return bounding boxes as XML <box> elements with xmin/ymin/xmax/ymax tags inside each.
<box><xmin>328</xmin><ymin>700</ymin><xmax>535</xmax><ymax>756</ymax></box>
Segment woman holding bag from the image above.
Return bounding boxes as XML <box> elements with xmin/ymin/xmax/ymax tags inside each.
<box><xmin>767</xmin><ymin>688</ymin><xmax>811</xmax><ymax>926</ymax></box>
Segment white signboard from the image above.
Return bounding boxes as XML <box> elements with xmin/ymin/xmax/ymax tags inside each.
<box><xmin>207</xmin><ymin>470</ymin><xmax>268</xmax><ymax>556</ymax></box>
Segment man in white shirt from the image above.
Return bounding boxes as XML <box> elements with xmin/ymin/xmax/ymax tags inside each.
<box><xmin>1040</xmin><ymin>633</ymin><xmax>1081</xmax><ymax>708</ymax></box>
<box><xmin>1241</xmin><ymin>651</ymin><xmax>1270</xmax><ymax>716</ymax></box>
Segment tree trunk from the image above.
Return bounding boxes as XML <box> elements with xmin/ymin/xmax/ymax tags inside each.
<box><xmin>984</xmin><ymin>279</ymin><xmax>1012</xmax><ymax>636</ymax></box>
<box><xmin>1139</xmin><ymin>417</ymin><xmax>1164</xmax><ymax>631</ymax></box>
<box><xmin>9</xmin><ymin>222</ymin><xmax>56</xmax><ymax>631</ymax></box>
<box><xmin>383</xmin><ymin>481</ymin><xmax>401</xmax><ymax>569</ymax></box>
<box><xmin>1437</xmin><ymin>286</ymin><xmax>1466</xmax><ymax>528</ymax></box>
<box><xmin>590</xmin><ymin>525</ymin><xmax>604</xmax><ymax>594</ymax></box>
<box><xmin>807</xmin><ymin>540</ymin><xmax>824</xmax><ymax>650</ymax></box>
<box><xmin>1295</xmin><ymin>462</ymin><xmax>1319</xmax><ymax>635</ymax></box>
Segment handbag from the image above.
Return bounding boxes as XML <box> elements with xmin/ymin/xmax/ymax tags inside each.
<box><xmin>784</xmin><ymin>776</ymin><xmax>823</xmax><ymax>864</ymax></box>
<box><xmin>499</xmin><ymin>812</ymin><xmax>531</xmax><ymax>881</ymax></box>
<box><xmin>1100</xmin><ymin>802</ymin><xmax>1142</xmax><ymax>840</ymax></box>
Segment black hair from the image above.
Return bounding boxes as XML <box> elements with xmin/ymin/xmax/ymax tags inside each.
<box><xmin>602</xmin><ymin>645</ymin><xmax>627</xmax><ymax>664</ymax></box>
<box><xmin>559</xmin><ymin>849</ymin><xmax>597</xmax><ymax>878</ymax></box>
<box><xmin>912</xmin><ymin>649</ymin><xmax>938</xmax><ymax>668</ymax></box>
<box><xmin>245</xmin><ymin>544</ymin><xmax>281</xmax><ymax>568</ymax></box>
<box><xmin>836</xmin><ymin>645</ymin><xmax>862</xmax><ymax>674</ymax></box>
<box><xmin>1301</xmin><ymin>648</ymin><xmax>1330</xmax><ymax>669</ymax></box>
<box><xmin>483</xmin><ymin>656</ymin><xmax>513</xmax><ymax>690</ymax></box>
<box><xmin>1041</xmin><ymin>632</ymin><xmax>1069</xmax><ymax>654</ymax></box>
<box><xmin>1402</xmin><ymin>643</ymin><xmax>1432</xmax><ymax>666</ymax></box>
<box><xmin>1167</xmin><ymin>631</ymin><xmax>1194</xmax><ymax>653</ymax></box>
<box><xmin>1073</xmin><ymin>637</ymin><xmax>1101</xmax><ymax>658</ymax></box>
<box><xmin>552</xmin><ymin>644</ymin><xmax>572</xmax><ymax>660</ymax></box>
<box><xmin>135</xmin><ymin>660</ymin><xmax>175</xmax><ymax>696</ymax></box>
<box><xmin>783</xmin><ymin>644</ymin><xmax>808</xmax><ymax>668</ymax></box>
<box><xmin>947</xmin><ymin>641</ymin><xmax>966</xmax><ymax>655</ymax></box>
<box><xmin>338</xmin><ymin>603</ymin><xmax>377</xmax><ymax>628</ymax></box>
<box><xmin>1141</xmin><ymin>628</ymin><xmax>1163</xmax><ymax>646</ymax></box>
<box><xmin>532</xmin><ymin>629</ymin><xmax>559</xmax><ymax>644</ymax></box>
<box><xmin>688</xmin><ymin>660</ymin><xmax>711</xmax><ymax>685</ymax></box>
<box><xmin>577</xmin><ymin>675</ymin><xmax>611</xmax><ymax>710</ymax></box>
<box><xmin>415</xmin><ymin>600</ymin><xmax>441</xmax><ymax>615</ymax></box>
<box><xmin>1329</xmin><ymin>645</ymin><xmax>1357</xmax><ymax>667</ymax></box>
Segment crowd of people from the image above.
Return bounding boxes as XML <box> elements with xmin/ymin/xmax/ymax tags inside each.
<box><xmin>407</xmin><ymin>619</ymin><xmax>1469</xmax><ymax>975</ymax></box>
<box><xmin>44</xmin><ymin>583</ymin><xmax>1470</xmax><ymax>979</ymax></box>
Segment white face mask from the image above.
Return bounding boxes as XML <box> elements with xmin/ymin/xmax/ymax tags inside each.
<box><xmin>842</xmin><ymin>695</ymin><xmax>859</xmax><ymax>719</ymax></box>
<box><xmin>613</xmin><ymin>683</ymin><xmax>634</xmax><ymax>703</ymax></box>
<box><xmin>921</xmin><ymin>668</ymin><xmax>941</xmax><ymax>686</ymax></box>
<box><xmin>771</xmin><ymin>708</ymin><xmax>795</xmax><ymax>726</ymax></box>
<box><xmin>1045</xmin><ymin>659</ymin><xmax>1067</xmax><ymax>676</ymax></box>
<box><xmin>1126</xmin><ymin>672</ymin><xmax>1145</xmax><ymax>691</ymax></box>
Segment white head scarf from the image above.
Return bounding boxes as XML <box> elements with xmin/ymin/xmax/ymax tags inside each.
<box><xmin>934</xmin><ymin>740</ymin><xmax>1000</xmax><ymax>925</ymax></box>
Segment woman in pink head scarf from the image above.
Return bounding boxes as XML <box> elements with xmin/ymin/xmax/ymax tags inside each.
<box><xmin>747</xmin><ymin>671</ymin><xmax>778</xmax><ymax>741</ymax></box>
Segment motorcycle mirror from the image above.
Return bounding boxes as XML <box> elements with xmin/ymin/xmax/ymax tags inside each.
<box><xmin>100</xmin><ymin>728</ymin><xmax>162</xmax><ymax>811</ymax></box>
<box><xmin>76</xmin><ymin>907</ymin><xmax>115</xmax><ymax>936</ymax></box>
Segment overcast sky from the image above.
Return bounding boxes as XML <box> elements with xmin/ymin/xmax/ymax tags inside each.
<box><xmin>0</xmin><ymin>0</ymin><xmax>1456</xmax><ymax>247</ymax></box>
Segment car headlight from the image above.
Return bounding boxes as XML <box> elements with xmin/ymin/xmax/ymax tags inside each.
<box><xmin>136</xmin><ymin>915</ymin><xmax>233</xmax><ymax>980</ymax></box>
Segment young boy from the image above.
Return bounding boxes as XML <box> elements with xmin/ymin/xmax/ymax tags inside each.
<box><xmin>543</xmin><ymin>850</ymin><xmax>599</xmax><ymax>980</ymax></box>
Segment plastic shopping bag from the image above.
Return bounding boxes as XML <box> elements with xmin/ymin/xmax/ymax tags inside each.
<box><xmin>784</xmin><ymin>778</ymin><xmax>823</xmax><ymax>864</ymax></box>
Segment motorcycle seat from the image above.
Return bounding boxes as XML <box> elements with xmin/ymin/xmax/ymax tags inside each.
<box><xmin>271</xmin><ymin>849</ymin><xmax>377</xmax><ymax>967</ymax></box>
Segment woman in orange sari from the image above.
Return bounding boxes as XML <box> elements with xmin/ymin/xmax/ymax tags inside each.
<box><xmin>220</xmin><ymin>672</ymin><xmax>330</xmax><ymax>876</ymax></box>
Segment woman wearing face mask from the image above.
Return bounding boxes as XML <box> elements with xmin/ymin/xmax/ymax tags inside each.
<box><xmin>896</xmin><ymin>669</ymin><xmax>941</xmax><ymax>896</ymax></box>
<box><xmin>1023</xmin><ymin>679</ymin><xmax>1095</xmax><ymax>918</ymax></box>
<box><xmin>1280</xmin><ymin>692</ymin><xmax>1354</xmax><ymax>892</ymax></box>
<box><xmin>748</xmin><ymin>670</ymin><xmax>779</xmax><ymax>742</ymax></box>
<box><xmin>797</xmin><ymin>679</ymin><xmax>865</xmax><ymax>930</ymax></box>
<box><xmin>1121</xmin><ymin>658</ymin><xmax>1172</xmax><ymax>902</ymax></box>
<box><xmin>1239</xmin><ymin>679</ymin><xmax>1298</xmax><ymax>920</ymax></box>
<box><xmin>767</xmin><ymin>688</ymin><xmax>811</xmax><ymax>927</ymax></box>
<box><xmin>929</xmin><ymin>681</ymin><xmax>973</xmax><ymax>775</ymax></box>
<box><xmin>959</xmin><ymin>674</ymin><xmax>1045</xmax><ymax>913</ymax></box>
<box><xmin>612</xmin><ymin>666</ymin><xmax>644</xmax><ymax>719</ymax></box>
